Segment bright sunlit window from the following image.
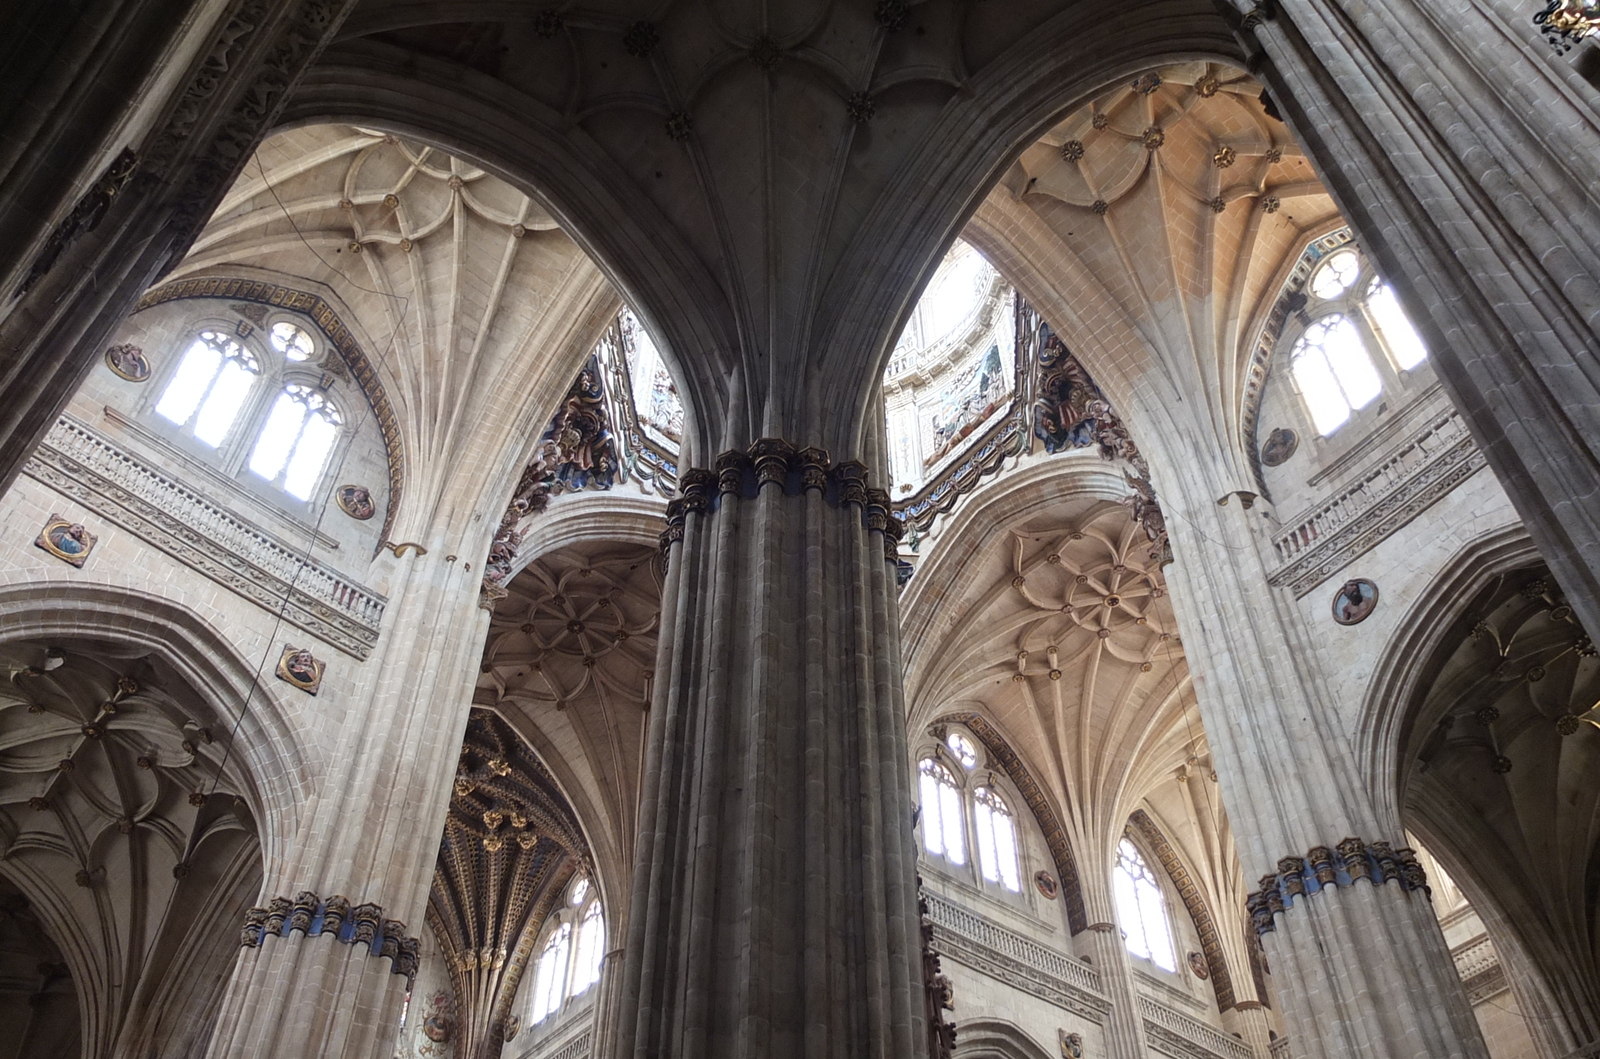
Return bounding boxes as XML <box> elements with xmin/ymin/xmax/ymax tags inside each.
<box><xmin>1290</xmin><ymin>314</ymin><xmax>1382</xmax><ymax>435</ymax></box>
<box><xmin>530</xmin><ymin>922</ymin><xmax>572</xmax><ymax>1024</ymax></box>
<box><xmin>919</xmin><ymin>759</ymin><xmax>966</xmax><ymax>866</ymax></box>
<box><xmin>156</xmin><ymin>332</ymin><xmax>261</xmax><ymax>446</ymax></box>
<box><xmin>945</xmin><ymin>731</ymin><xmax>978</xmax><ymax>770</ymax></box>
<box><xmin>570</xmin><ymin>899</ymin><xmax>605</xmax><ymax>997</ymax></box>
<box><xmin>270</xmin><ymin>321</ymin><xmax>316</xmax><ymax>361</ymax></box>
<box><xmin>1363</xmin><ymin>278</ymin><xmax>1429</xmax><ymax>370</ymax></box>
<box><xmin>1113</xmin><ymin>838</ymin><xmax>1175</xmax><ymax>972</ymax></box>
<box><xmin>973</xmin><ymin>786</ymin><xmax>1021</xmax><ymax>892</ymax></box>
<box><xmin>1308</xmin><ymin>248</ymin><xmax>1360</xmax><ymax>299</ymax></box>
<box><xmin>248</xmin><ymin>385</ymin><xmax>342</xmax><ymax>499</ymax></box>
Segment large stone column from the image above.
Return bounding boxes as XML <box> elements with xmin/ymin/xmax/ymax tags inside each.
<box><xmin>1238</xmin><ymin>0</ymin><xmax>1600</xmax><ymax>634</ymax></box>
<box><xmin>613</xmin><ymin>441</ymin><xmax>924</xmax><ymax>1059</ymax></box>
<box><xmin>1154</xmin><ymin>475</ymin><xmax>1488</xmax><ymax>1059</ymax></box>
<box><xmin>205</xmin><ymin>548</ymin><xmax>489</xmax><ymax>1059</ymax></box>
<box><xmin>0</xmin><ymin>0</ymin><xmax>356</xmax><ymax>495</ymax></box>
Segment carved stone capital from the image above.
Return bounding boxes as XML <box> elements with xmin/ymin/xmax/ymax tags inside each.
<box><xmin>1245</xmin><ymin>838</ymin><xmax>1430</xmax><ymax>935</ymax></box>
<box><xmin>239</xmin><ymin>891</ymin><xmax>420</xmax><ymax>984</ymax></box>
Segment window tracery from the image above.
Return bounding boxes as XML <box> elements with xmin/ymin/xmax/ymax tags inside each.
<box><xmin>526</xmin><ymin>875</ymin><xmax>606</xmax><ymax>1027</ymax></box>
<box><xmin>1283</xmin><ymin>246</ymin><xmax>1431</xmax><ymax>437</ymax></box>
<box><xmin>1114</xmin><ymin>837</ymin><xmax>1176</xmax><ymax>972</ymax></box>
<box><xmin>973</xmin><ymin>786</ymin><xmax>1021</xmax><ymax>892</ymax></box>
<box><xmin>141</xmin><ymin>312</ymin><xmax>372</xmax><ymax>509</ymax></box>
<box><xmin>156</xmin><ymin>331</ymin><xmax>261</xmax><ymax>447</ymax></box>
<box><xmin>918</xmin><ymin>759</ymin><xmax>967</xmax><ymax>866</ymax></box>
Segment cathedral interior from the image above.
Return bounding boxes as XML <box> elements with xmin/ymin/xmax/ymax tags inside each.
<box><xmin>2</xmin><ymin>2</ymin><xmax>1600</xmax><ymax>1059</ymax></box>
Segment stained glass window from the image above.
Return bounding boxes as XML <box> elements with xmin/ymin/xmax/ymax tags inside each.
<box><xmin>1113</xmin><ymin>838</ymin><xmax>1175</xmax><ymax>972</ymax></box>
<box><xmin>156</xmin><ymin>332</ymin><xmax>261</xmax><ymax>446</ymax></box>
<box><xmin>269</xmin><ymin>321</ymin><xmax>315</xmax><ymax>361</ymax></box>
<box><xmin>973</xmin><ymin>787</ymin><xmax>1021</xmax><ymax>892</ymax></box>
<box><xmin>919</xmin><ymin>759</ymin><xmax>966</xmax><ymax>866</ymax></box>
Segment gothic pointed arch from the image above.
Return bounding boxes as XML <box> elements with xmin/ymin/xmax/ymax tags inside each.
<box><xmin>933</xmin><ymin>711</ymin><xmax>1087</xmax><ymax>933</ymax></box>
<box><xmin>1127</xmin><ymin>808</ymin><xmax>1236</xmax><ymax>1010</ymax></box>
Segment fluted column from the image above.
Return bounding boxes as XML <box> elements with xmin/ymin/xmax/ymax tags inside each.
<box><xmin>206</xmin><ymin>548</ymin><xmax>489</xmax><ymax>1059</ymax></box>
<box><xmin>1237</xmin><ymin>0</ymin><xmax>1600</xmax><ymax>634</ymax></box>
<box><xmin>1156</xmin><ymin>481</ymin><xmax>1487</xmax><ymax>1059</ymax></box>
<box><xmin>612</xmin><ymin>440</ymin><xmax>923</xmax><ymax>1059</ymax></box>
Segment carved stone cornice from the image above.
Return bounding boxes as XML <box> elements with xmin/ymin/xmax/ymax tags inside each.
<box><xmin>25</xmin><ymin>415</ymin><xmax>386</xmax><ymax>659</ymax></box>
<box><xmin>659</xmin><ymin>439</ymin><xmax>904</xmax><ymax>564</ymax></box>
<box><xmin>1245</xmin><ymin>838</ymin><xmax>1429</xmax><ymax>936</ymax></box>
<box><xmin>239</xmin><ymin>890</ymin><xmax>419</xmax><ymax>983</ymax></box>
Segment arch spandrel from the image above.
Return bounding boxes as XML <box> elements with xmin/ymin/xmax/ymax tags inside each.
<box><xmin>287</xmin><ymin>2</ymin><xmax>1244</xmax><ymax>458</ymax></box>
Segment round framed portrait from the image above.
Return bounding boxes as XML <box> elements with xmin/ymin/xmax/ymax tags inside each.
<box><xmin>1035</xmin><ymin>870</ymin><xmax>1060</xmax><ymax>900</ymax></box>
<box><xmin>1331</xmin><ymin>578</ymin><xmax>1379</xmax><ymax>625</ymax></box>
<box><xmin>1260</xmin><ymin>427</ymin><xmax>1298</xmax><ymax>467</ymax></box>
<box><xmin>335</xmin><ymin>484</ymin><xmax>376</xmax><ymax>521</ymax></box>
<box><xmin>104</xmin><ymin>343</ymin><xmax>151</xmax><ymax>382</ymax></box>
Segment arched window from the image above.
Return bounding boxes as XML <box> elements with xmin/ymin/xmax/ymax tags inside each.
<box><xmin>570</xmin><ymin>899</ymin><xmax>605</xmax><ymax>997</ymax></box>
<box><xmin>1362</xmin><ymin>278</ymin><xmax>1428</xmax><ymax>370</ymax></box>
<box><xmin>973</xmin><ymin>786</ymin><xmax>1021</xmax><ymax>892</ymax></box>
<box><xmin>1308</xmin><ymin>247</ymin><xmax>1360</xmax><ymax>300</ymax></box>
<box><xmin>1113</xmin><ymin>838</ymin><xmax>1175</xmax><ymax>972</ymax></box>
<box><xmin>918</xmin><ymin>759</ymin><xmax>966</xmax><ymax>865</ymax></box>
<box><xmin>945</xmin><ymin>730</ymin><xmax>978</xmax><ymax>770</ymax></box>
<box><xmin>248</xmin><ymin>384</ymin><xmax>342</xmax><ymax>499</ymax></box>
<box><xmin>529</xmin><ymin>922</ymin><xmax>572</xmax><ymax>1024</ymax></box>
<box><xmin>1290</xmin><ymin>314</ymin><xmax>1382</xmax><ymax>435</ymax></box>
<box><xmin>155</xmin><ymin>331</ymin><xmax>261</xmax><ymax>446</ymax></box>
<box><xmin>270</xmin><ymin>321</ymin><xmax>315</xmax><ymax>361</ymax></box>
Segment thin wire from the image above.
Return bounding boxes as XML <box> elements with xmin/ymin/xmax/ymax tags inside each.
<box><xmin>139</xmin><ymin>143</ymin><xmax>411</xmax><ymax>972</ymax></box>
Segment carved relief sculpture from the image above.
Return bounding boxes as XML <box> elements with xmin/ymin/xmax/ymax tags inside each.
<box><xmin>104</xmin><ymin>343</ymin><xmax>151</xmax><ymax>382</ymax></box>
<box><xmin>275</xmin><ymin>646</ymin><xmax>325</xmax><ymax>695</ymax></box>
<box><xmin>35</xmin><ymin>515</ymin><xmax>97</xmax><ymax>567</ymax></box>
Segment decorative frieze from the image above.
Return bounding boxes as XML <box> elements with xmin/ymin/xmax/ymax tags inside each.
<box><xmin>659</xmin><ymin>440</ymin><xmax>904</xmax><ymax>565</ymax></box>
<box><xmin>1138</xmin><ymin>994</ymin><xmax>1254</xmax><ymax>1059</ymax></box>
<box><xmin>25</xmin><ymin>416</ymin><xmax>386</xmax><ymax>659</ymax></box>
<box><xmin>1268</xmin><ymin>408</ymin><xmax>1486</xmax><ymax>596</ymax></box>
<box><xmin>921</xmin><ymin>891</ymin><xmax>1110</xmax><ymax>1021</ymax></box>
<box><xmin>240</xmin><ymin>891</ymin><xmax>419</xmax><ymax>983</ymax></box>
<box><xmin>1245</xmin><ymin>838</ymin><xmax>1429</xmax><ymax>936</ymax></box>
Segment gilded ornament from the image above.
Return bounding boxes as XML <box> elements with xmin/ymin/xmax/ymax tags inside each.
<box><xmin>1261</xmin><ymin>195</ymin><xmax>1282</xmax><ymax>214</ymax></box>
<box><xmin>383</xmin><ymin>193</ymin><xmax>399</xmax><ymax>209</ymax></box>
<box><xmin>1130</xmin><ymin>72</ymin><xmax>1162</xmax><ymax>95</ymax></box>
<box><xmin>1213</xmin><ymin>145</ymin><xmax>1236</xmax><ymax>168</ymax></box>
<box><xmin>1558</xmin><ymin>714</ymin><xmax>1581</xmax><ymax>736</ymax></box>
<box><xmin>1091</xmin><ymin>200</ymin><xmax>1108</xmax><ymax>215</ymax></box>
<box><xmin>1476</xmin><ymin>705</ymin><xmax>1500</xmax><ymax>725</ymax></box>
<box><xmin>1091</xmin><ymin>113</ymin><xmax>1109</xmax><ymax>130</ymax></box>
<box><xmin>1492</xmin><ymin>755</ymin><xmax>1513</xmax><ymax>774</ymax></box>
<box><xmin>1209</xmin><ymin>196</ymin><xmax>1228</xmax><ymax>213</ymax></box>
<box><xmin>1060</xmin><ymin>140</ymin><xmax>1085</xmax><ymax>162</ymax></box>
<box><xmin>1196</xmin><ymin>74</ymin><xmax>1220</xmax><ymax>97</ymax></box>
<box><xmin>1141</xmin><ymin>126</ymin><xmax>1165</xmax><ymax>150</ymax></box>
<box><xmin>665</xmin><ymin>110</ymin><xmax>693</xmax><ymax>142</ymax></box>
<box><xmin>623</xmin><ymin>20</ymin><xmax>660</xmax><ymax>57</ymax></box>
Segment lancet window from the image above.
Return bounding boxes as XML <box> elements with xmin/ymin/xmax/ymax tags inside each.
<box><xmin>145</xmin><ymin>315</ymin><xmax>360</xmax><ymax>507</ymax></box>
<box><xmin>1113</xmin><ymin>837</ymin><xmax>1176</xmax><ymax>972</ymax></box>
<box><xmin>527</xmin><ymin>875</ymin><xmax>606</xmax><ymax>1027</ymax></box>
<box><xmin>916</xmin><ymin>728</ymin><xmax>1025</xmax><ymax>894</ymax></box>
<box><xmin>1286</xmin><ymin>245</ymin><xmax>1430</xmax><ymax>436</ymax></box>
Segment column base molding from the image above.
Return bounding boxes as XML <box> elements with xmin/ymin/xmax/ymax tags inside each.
<box><xmin>660</xmin><ymin>438</ymin><xmax>903</xmax><ymax>563</ymax></box>
<box><xmin>239</xmin><ymin>891</ymin><xmax>419</xmax><ymax>983</ymax></box>
<box><xmin>1246</xmin><ymin>838</ymin><xmax>1430</xmax><ymax>936</ymax></box>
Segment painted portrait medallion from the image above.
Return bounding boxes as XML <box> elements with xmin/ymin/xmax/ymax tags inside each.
<box><xmin>104</xmin><ymin>343</ymin><xmax>151</xmax><ymax>382</ymax></box>
<box><xmin>275</xmin><ymin>645</ymin><xmax>325</xmax><ymax>695</ymax></box>
<box><xmin>1035</xmin><ymin>870</ymin><xmax>1060</xmax><ymax>900</ymax></box>
<box><xmin>1058</xmin><ymin>1030</ymin><xmax>1084</xmax><ymax>1059</ymax></box>
<box><xmin>1260</xmin><ymin>426</ymin><xmax>1298</xmax><ymax>467</ymax></box>
<box><xmin>335</xmin><ymin>484</ymin><xmax>376</xmax><ymax>521</ymax></box>
<box><xmin>1331</xmin><ymin>578</ymin><xmax>1380</xmax><ymax>625</ymax></box>
<box><xmin>1188</xmin><ymin>951</ymin><xmax>1210</xmax><ymax>979</ymax></box>
<box><xmin>35</xmin><ymin>515</ymin><xmax>96</xmax><ymax>567</ymax></box>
